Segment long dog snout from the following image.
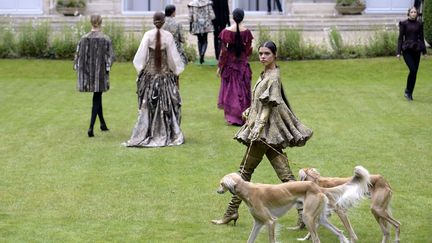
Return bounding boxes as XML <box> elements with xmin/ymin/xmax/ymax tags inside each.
<box><xmin>216</xmin><ymin>185</ymin><xmax>226</xmax><ymax>194</ymax></box>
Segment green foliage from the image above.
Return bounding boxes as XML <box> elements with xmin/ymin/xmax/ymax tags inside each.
<box><xmin>50</xmin><ymin>26</ymin><xmax>77</xmax><ymax>59</ymax></box>
<box><xmin>121</xmin><ymin>33</ymin><xmax>141</xmax><ymax>62</ymax></box>
<box><xmin>104</xmin><ymin>21</ymin><xmax>125</xmax><ymax>61</ymax></box>
<box><xmin>365</xmin><ymin>30</ymin><xmax>398</xmax><ymax>57</ymax></box>
<box><xmin>33</xmin><ymin>22</ymin><xmax>50</xmax><ymax>58</ymax></box>
<box><xmin>424</xmin><ymin>0</ymin><xmax>432</xmax><ymax>45</ymax></box>
<box><xmin>56</xmin><ymin>0</ymin><xmax>86</xmax><ymax>8</ymax></box>
<box><xmin>0</xmin><ymin>26</ymin><xmax>17</xmax><ymax>58</ymax></box>
<box><xmin>336</xmin><ymin>0</ymin><xmax>365</xmax><ymax>7</ymax></box>
<box><xmin>183</xmin><ymin>41</ymin><xmax>197</xmax><ymax>63</ymax></box>
<box><xmin>277</xmin><ymin>28</ymin><xmax>302</xmax><ymax>60</ymax></box>
<box><xmin>329</xmin><ymin>27</ymin><xmax>344</xmax><ymax>57</ymax></box>
<box><xmin>17</xmin><ymin>22</ymin><xmax>36</xmax><ymax>57</ymax></box>
<box><xmin>255</xmin><ymin>25</ymin><xmax>272</xmax><ymax>50</ymax></box>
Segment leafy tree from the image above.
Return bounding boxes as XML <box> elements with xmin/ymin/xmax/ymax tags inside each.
<box><xmin>424</xmin><ymin>0</ymin><xmax>432</xmax><ymax>45</ymax></box>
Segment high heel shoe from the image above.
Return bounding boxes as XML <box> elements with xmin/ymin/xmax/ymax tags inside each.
<box><xmin>100</xmin><ymin>124</ymin><xmax>109</xmax><ymax>131</ymax></box>
<box><xmin>87</xmin><ymin>128</ymin><xmax>94</xmax><ymax>137</ymax></box>
<box><xmin>211</xmin><ymin>213</ymin><xmax>239</xmax><ymax>226</ymax></box>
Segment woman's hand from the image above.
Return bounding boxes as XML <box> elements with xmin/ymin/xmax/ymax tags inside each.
<box><xmin>249</xmin><ymin>120</ymin><xmax>265</xmax><ymax>141</ymax></box>
<box><xmin>396</xmin><ymin>54</ymin><xmax>401</xmax><ymax>60</ymax></box>
<box><xmin>242</xmin><ymin>108</ymin><xmax>250</xmax><ymax>121</ymax></box>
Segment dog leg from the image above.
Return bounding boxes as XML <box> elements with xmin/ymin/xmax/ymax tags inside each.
<box><xmin>267</xmin><ymin>220</ymin><xmax>277</xmax><ymax>243</ymax></box>
<box><xmin>247</xmin><ymin>221</ymin><xmax>264</xmax><ymax>243</ymax></box>
<box><xmin>319</xmin><ymin>216</ymin><xmax>349</xmax><ymax>243</ymax></box>
<box><xmin>335</xmin><ymin>209</ymin><xmax>358</xmax><ymax>242</ymax></box>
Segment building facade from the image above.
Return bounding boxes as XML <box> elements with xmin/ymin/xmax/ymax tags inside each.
<box><xmin>0</xmin><ymin>0</ymin><xmax>415</xmax><ymax>16</ymax></box>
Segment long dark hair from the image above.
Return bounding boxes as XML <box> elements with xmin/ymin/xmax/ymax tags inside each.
<box><xmin>232</xmin><ymin>8</ymin><xmax>244</xmax><ymax>58</ymax></box>
<box><xmin>153</xmin><ymin>12</ymin><xmax>165</xmax><ymax>71</ymax></box>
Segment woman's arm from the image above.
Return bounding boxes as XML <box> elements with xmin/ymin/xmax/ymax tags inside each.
<box><xmin>397</xmin><ymin>21</ymin><xmax>405</xmax><ymax>56</ymax></box>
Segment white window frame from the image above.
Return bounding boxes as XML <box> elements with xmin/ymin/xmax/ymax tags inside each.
<box><xmin>122</xmin><ymin>0</ymin><xmax>173</xmax><ymax>15</ymax></box>
<box><xmin>232</xmin><ymin>0</ymin><xmax>285</xmax><ymax>15</ymax></box>
<box><xmin>0</xmin><ymin>0</ymin><xmax>43</xmax><ymax>15</ymax></box>
<box><xmin>365</xmin><ymin>0</ymin><xmax>413</xmax><ymax>14</ymax></box>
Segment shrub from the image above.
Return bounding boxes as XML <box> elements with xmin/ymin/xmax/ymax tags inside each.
<box><xmin>424</xmin><ymin>0</ymin><xmax>432</xmax><ymax>46</ymax></box>
<box><xmin>56</xmin><ymin>0</ymin><xmax>86</xmax><ymax>8</ymax></box>
<box><xmin>122</xmin><ymin>32</ymin><xmax>141</xmax><ymax>62</ymax></box>
<box><xmin>277</xmin><ymin>28</ymin><xmax>303</xmax><ymax>60</ymax></box>
<box><xmin>33</xmin><ymin>22</ymin><xmax>50</xmax><ymax>58</ymax></box>
<box><xmin>0</xmin><ymin>26</ymin><xmax>18</xmax><ymax>58</ymax></box>
<box><xmin>328</xmin><ymin>27</ymin><xmax>344</xmax><ymax>57</ymax></box>
<box><xmin>104</xmin><ymin>21</ymin><xmax>125</xmax><ymax>61</ymax></box>
<box><xmin>255</xmin><ymin>25</ymin><xmax>272</xmax><ymax>50</ymax></box>
<box><xmin>183</xmin><ymin>41</ymin><xmax>197</xmax><ymax>63</ymax></box>
<box><xmin>365</xmin><ymin>29</ymin><xmax>398</xmax><ymax>57</ymax></box>
<box><xmin>50</xmin><ymin>26</ymin><xmax>77</xmax><ymax>59</ymax></box>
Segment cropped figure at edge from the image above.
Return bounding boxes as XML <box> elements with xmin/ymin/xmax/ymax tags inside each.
<box><xmin>74</xmin><ymin>14</ymin><xmax>114</xmax><ymax>138</ymax></box>
<box><xmin>188</xmin><ymin>0</ymin><xmax>216</xmax><ymax>64</ymax></box>
<box><xmin>397</xmin><ymin>6</ymin><xmax>426</xmax><ymax>101</ymax></box>
<box><xmin>123</xmin><ymin>12</ymin><xmax>185</xmax><ymax>148</ymax></box>
<box><xmin>212</xmin><ymin>41</ymin><xmax>313</xmax><ymax>228</ymax></box>
<box><xmin>217</xmin><ymin>8</ymin><xmax>253</xmax><ymax>126</ymax></box>
<box><xmin>212</xmin><ymin>0</ymin><xmax>230</xmax><ymax>60</ymax></box>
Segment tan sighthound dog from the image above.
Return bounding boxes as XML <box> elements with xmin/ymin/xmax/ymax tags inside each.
<box><xmin>299</xmin><ymin>168</ymin><xmax>401</xmax><ymax>243</ymax></box>
<box><xmin>216</xmin><ymin>166</ymin><xmax>371</xmax><ymax>243</ymax></box>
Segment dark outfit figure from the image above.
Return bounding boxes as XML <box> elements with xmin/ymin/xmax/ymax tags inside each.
<box><xmin>217</xmin><ymin>9</ymin><xmax>253</xmax><ymax>126</ymax></box>
<box><xmin>397</xmin><ymin>10</ymin><xmax>426</xmax><ymax>101</ymax></box>
<box><xmin>74</xmin><ymin>15</ymin><xmax>114</xmax><ymax>137</ymax></box>
<box><xmin>212</xmin><ymin>41</ymin><xmax>312</xmax><ymax>227</ymax></box>
<box><xmin>188</xmin><ymin>0</ymin><xmax>216</xmax><ymax>64</ymax></box>
<box><xmin>212</xmin><ymin>0</ymin><xmax>230</xmax><ymax>60</ymax></box>
<box><xmin>123</xmin><ymin>12</ymin><xmax>185</xmax><ymax>147</ymax></box>
<box><xmin>267</xmin><ymin>0</ymin><xmax>283</xmax><ymax>14</ymax></box>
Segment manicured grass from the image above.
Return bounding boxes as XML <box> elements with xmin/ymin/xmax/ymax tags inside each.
<box><xmin>0</xmin><ymin>58</ymin><xmax>431</xmax><ymax>242</ymax></box>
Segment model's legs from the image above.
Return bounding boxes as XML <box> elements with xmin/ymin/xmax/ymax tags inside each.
<box><xmin>97</xmin><ymin>92</ymin><xmax>109</xmax><ymax>131</ymax></box>
<box><xmin>214</xmin><ymin>27</ymin><xmax>222</xmax><ymax>60</ymax></box>
<box><xmin>212</xmin><ymin>142</ymin><xmax>267</xmax><ymax>225</ymax></box>
<box><xmin>403</xmin><ymin>50</ymin><xmax>421</xmax><ymax>100</ymax></box>
<box><xmin>197</xmin><ymin>33</ymin><xmax>208</xmax><ymax>64</ymax></box>
<box><xmin>275</xmin><ymin>0</ymin><xmax>283</xmax><ymax>12</ymax></box>
<box><xmin>88</xmin><ymin>92</ymin><xmax>102</xmax><ymax>137</ymax></box>
<box><xmin>267</xmin><ymin>0</ymin><xmax>272</xmax><ymax>14</ymax></box>
<box><xmin>266</xmin><ymin>147</ymin><xmax>305</xmax><ymax>230</ymax></box>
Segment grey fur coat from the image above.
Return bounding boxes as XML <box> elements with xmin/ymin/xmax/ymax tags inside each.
<box><xmin>74</xmin><ymin>31</ymin><xmax>114</xmax><ymax>92</ymax></box>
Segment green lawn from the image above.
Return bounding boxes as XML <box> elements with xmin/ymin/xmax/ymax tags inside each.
<box><xmin>0</xmin><ymin>58</ymin><xmax>431</xmax><ymax>242</ymax></box>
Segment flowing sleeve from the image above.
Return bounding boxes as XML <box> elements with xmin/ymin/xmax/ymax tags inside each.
<box><xmin>259</xmin><ymin>77</ymin><xmax>283</xmax><ymax>107</ymax></box>
<box><xmin>217</xmin><ymin>30</ymin><xmax>228</xmax><ymax>69</ymax></box>
<box><xmin>73</xmin><ymin>38</ymin><xmax>82</xmax><ymax>70</ymax></box>
<box><xmin>133</xmin><ymin>32</ymin><xmax>150</xmax><ymax>74</ymax></box>
<box><xmin>105</xmin><ymin>36</ymin><xmax>114</xmax><ymax>71</ymax></box>
<box><xmin>166</xmin><ymin>31</ymin><xmax>185</xmax><ymax>76</ymax></box>
<box><xmin>397</xmin><ymin>21</ymin><xmax>404</xmax><ymax>55</ymax></box>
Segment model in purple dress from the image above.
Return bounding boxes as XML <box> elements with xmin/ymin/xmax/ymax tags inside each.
<box><xmin>217</xmin><ymin>8</ymin><xmax>253</xmax><ymax>126</ymax></box>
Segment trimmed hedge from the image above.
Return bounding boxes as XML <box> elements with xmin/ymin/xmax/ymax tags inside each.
<box><xmin>424</xmin><ymin>0</ymin><xmax>432</xmax><ymax>46</ymax></box>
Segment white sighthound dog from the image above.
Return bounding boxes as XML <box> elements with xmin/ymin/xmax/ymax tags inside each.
<box><xmin>216</xmin><ymin>166</ymin><xmax>371</xmax><ymax>243</ymax></box>
<box><xmin>299</xmin><ymin>167</ymin><xmax>401</xmax><ymax>243</ymax></box>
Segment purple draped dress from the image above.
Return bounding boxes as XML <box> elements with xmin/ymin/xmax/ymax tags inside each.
<box><xmin>217</xmin><ymin>29</ymin><xmax>253</xmax><ymax>125</ymax></box>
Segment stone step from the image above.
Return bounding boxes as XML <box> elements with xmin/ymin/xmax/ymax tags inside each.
<box><xmin>0</xmin><ymin>13</ymin><xmax>404</xmax><ymax>32</ymax></box>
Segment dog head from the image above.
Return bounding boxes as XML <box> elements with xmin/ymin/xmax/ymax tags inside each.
<box><xmin>299</xmin><ymin>167</ymin><xmax>321</xmax><ymax>182</ymax></box>
<box><xmin>217</xmin><ymin>173</ymin><xmax>243</xmax><ymax>195</ymax></box>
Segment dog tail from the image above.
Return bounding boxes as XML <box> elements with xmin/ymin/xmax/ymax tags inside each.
<box><xmin>323</xmin><ymin>166</ymin><xmax>371</xmax><ymax>211</ymax></box>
